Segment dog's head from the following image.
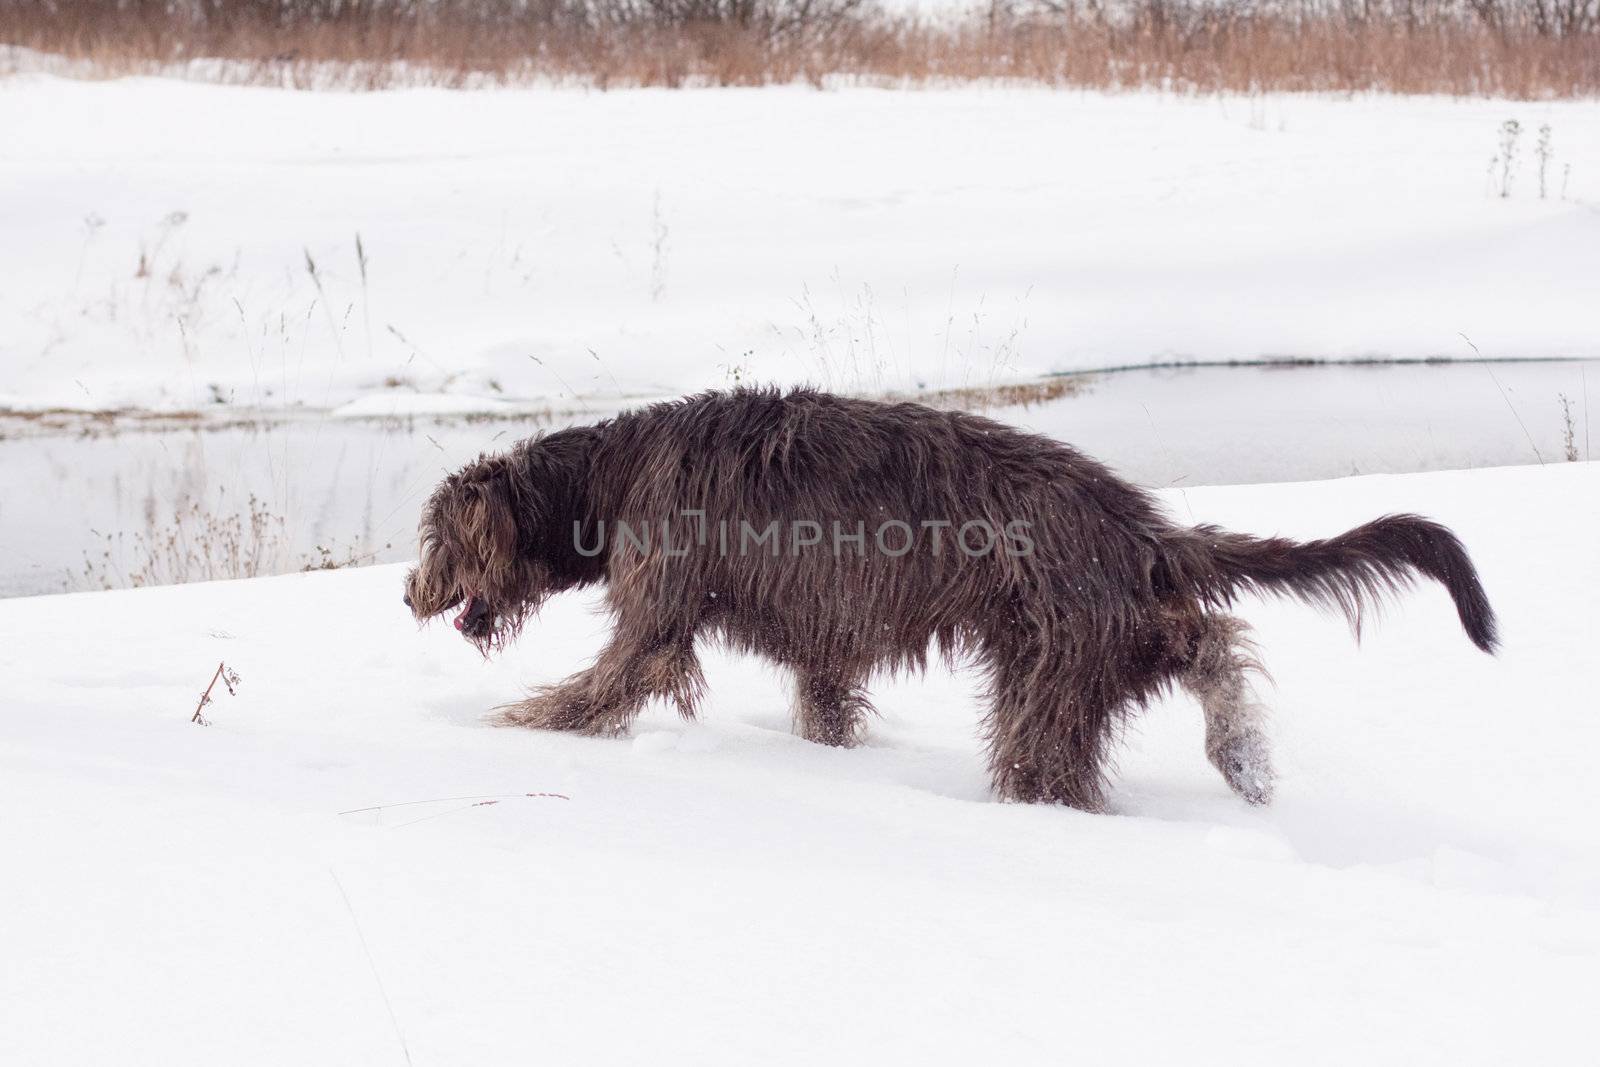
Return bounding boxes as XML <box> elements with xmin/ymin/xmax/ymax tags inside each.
<box><xmin>404</xmin><ymin>451</ymin><xmax>558</xmax><ymax>655</ymax></box>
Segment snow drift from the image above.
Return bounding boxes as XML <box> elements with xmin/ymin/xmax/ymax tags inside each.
<box><xmin>2</xmin><ymin>462</ymin><xmax>1595</xmax><ymax>1064</ymax></box>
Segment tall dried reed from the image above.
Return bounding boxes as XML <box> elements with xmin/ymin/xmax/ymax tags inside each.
<box><xmin>3</xmin><ymin>0</ymin><xmax>1597</xmax><ymax>97</ymax></box>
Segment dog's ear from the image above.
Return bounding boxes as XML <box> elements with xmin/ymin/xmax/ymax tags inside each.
<box><xmin>460</xmin><ymin>462</ymin><xmax>521</xmax><ymax>571</ymax></box>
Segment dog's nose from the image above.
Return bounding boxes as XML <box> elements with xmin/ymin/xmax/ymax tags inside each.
<box><xmin>403</xmin><ymin>593</ymin><xmax>413</xmax><ymax>609</ymax></box>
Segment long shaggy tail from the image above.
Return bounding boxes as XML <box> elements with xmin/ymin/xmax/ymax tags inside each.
<box><xmin>1172</xmin><ymin>514</ymin><xmax>1498</xmax><ymax>653</ymax></box>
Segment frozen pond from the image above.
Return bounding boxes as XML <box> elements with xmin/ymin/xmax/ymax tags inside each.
<box><xmin>1</xmin><ymin>360</ymin><xmax>1591</xmax><ymax>598</ymax></box>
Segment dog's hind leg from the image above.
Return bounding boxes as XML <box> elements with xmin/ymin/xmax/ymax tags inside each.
<box><xmin>792</xmin><ymin>671</ymin><xmax>874</xmax><ymax>747</ymax></box>
<box><xmin>980</xmin><ymin>639</ymin><xmax>1120</xmax><ymax>812</ymax></box>
<box><xmin>1178</xmin><ymin>614</ymin><xmax>1274</xmax><ymax>805</ymax></box>
<box><xmin>497</xmin><ymin>631</ymin><xmax>704</xmax><ymax>737</ymax></box>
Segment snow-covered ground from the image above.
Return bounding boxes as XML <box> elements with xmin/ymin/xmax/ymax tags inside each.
<box><xmin>3</xmin><ymin>461</ymin><xmax>1595</xmax><ymax>1064</ymax></box>
<box><xmin>3</xmin><ymin>76</ymin><xmax>1598</xmax><ymax>416</ymax></box>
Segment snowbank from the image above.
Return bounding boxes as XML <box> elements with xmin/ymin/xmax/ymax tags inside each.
<box><xmin>2</xmin><ymin>462</ymin><xmax>1595</xmax><ymax>1063</ymax></box>
<box><xmin>2</xmin><ymin>77</ymin><xmax>1597</xmax><ymax>415</ymax></box>
<box><xmin>328</xmin><ymin>392</ymin><xmax>543</xmax><ymax>420</ymax></box>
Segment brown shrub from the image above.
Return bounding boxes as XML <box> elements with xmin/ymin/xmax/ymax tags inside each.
<box><xmin>3</xmin><ymin>0</ymin><xmax>1598</xmax><ymax>96</ymax></box>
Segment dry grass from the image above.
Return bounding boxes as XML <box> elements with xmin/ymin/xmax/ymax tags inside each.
<box><xmin>191</xmin><ymin>661</ymin><xmax>240</xmax><ymax>725</ymax></box>
<box><xmin>891</xmin><ymin>374</ymin><xmax>1089</xmax><ymax>411</ymax></box>
<box><xmin>76</xmin><ymin>491</ymin><xmax>379</xmax><ymax>589</ymax></box>
<box><xmin>0</xmin><ymin>403</ymin><xmax>570</xmax><ymax>440</ymax></box>
<box><xmin>3</xmin><ymin>0</ymin><xmax>1598</xmax><ymax>97</ymax></box>
<box><xmin>1558</xmin><ymin>391</ymin><xmax>1581</xmax><ymax>460</ymax></box>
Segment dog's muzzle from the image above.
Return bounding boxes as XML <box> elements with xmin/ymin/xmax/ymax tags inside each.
<box><xmin>454</xmin><ymin>594</ymin><xmax>492</xmax><ymax>638</ymax></box>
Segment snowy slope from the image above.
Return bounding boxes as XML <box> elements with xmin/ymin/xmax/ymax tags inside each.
<box><xmin>2</xmin><ymin>77</ymin><xmax>1598</xmax><ymax>415</ymax></box>
<box><xmin>2</xmin><ymin>462</ymin><xmax>1596</xmax><ymax>1064</ymax></box>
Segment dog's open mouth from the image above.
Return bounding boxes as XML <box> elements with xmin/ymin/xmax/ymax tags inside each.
<box><xmin>454</xmin><ymin>593</ymin><xmax>493</xmax><ymax>638</ymax></box>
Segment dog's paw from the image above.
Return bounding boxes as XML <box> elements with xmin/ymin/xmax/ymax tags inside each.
<box><xmin>494</xmin><ymin>691</ymin><xmax>632</xmax><ymax>737</ymax></box>
<box><xmin>495</xmin><ymin>692</ymin><xmax>586</xmax><ymax>731</ymax></box>
<box><xmin>574</xmin><ymin>709</ymin><xmax>633</xmax><ymax>739</ymax></box>
<box><xmin>1213</xmin><ymin>732</ymin><xmax>1274</xmax><ymax>806</ymax></box>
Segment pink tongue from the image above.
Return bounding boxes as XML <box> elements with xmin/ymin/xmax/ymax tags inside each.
<box><xmin>453</xmin><ymin>596</ymin><xmax>477</xmax><ymax>631</ymax></box>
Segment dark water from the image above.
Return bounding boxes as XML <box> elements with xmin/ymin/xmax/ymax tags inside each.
<box><xmin>1</xmin><ymin>360</ymin><xmax>1592</xmax><ymax>598</ymax></box>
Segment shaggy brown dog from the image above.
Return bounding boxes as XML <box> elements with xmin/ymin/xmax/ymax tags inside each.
<box><xmin>405</xmin><ymin>387</ymin><xmax>1496</xmax><ymax>811</ymax></box>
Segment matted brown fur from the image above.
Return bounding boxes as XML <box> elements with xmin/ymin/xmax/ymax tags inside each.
<box><xmin>405</xmin><ymin>387</ymin><xmax>1497</xmax><ymax>811</ymax></box>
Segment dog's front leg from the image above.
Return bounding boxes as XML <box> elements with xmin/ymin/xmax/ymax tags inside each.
<box><xmin>496</xmin><ymin>631</ymin><xmax>704</xmax><ymax>737</ymax></box>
